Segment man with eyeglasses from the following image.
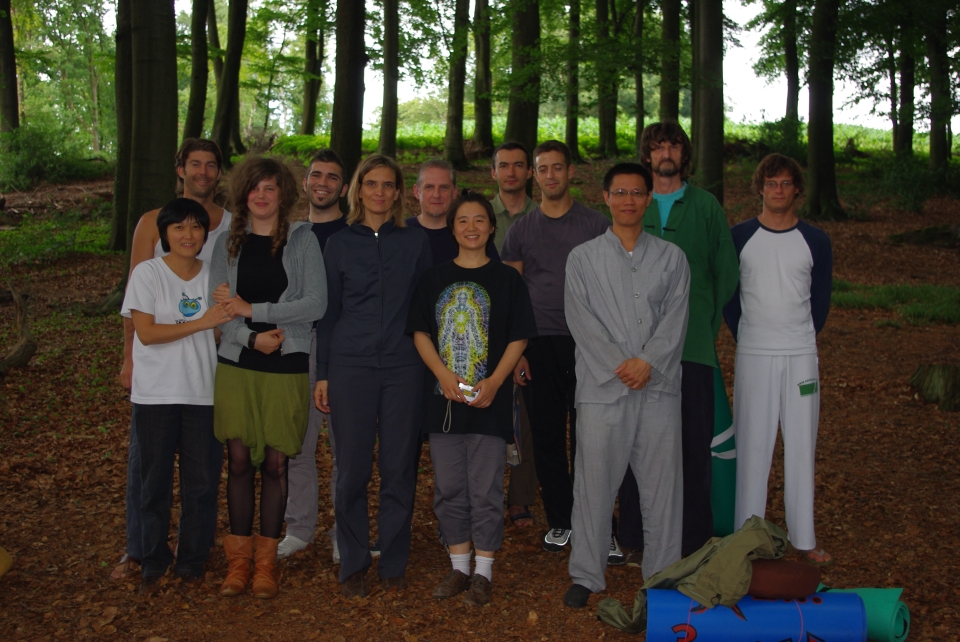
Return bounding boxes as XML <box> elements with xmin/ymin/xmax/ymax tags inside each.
<box><xmin>562</xmin><ymin>163</ymin><xmax>690</xmax><ymax>607</ymax></box>
<box><xmin>723</xmin><ymin>153</ymin><xmax>833</xmax><ymax>566</ymax></box>
<box><xmin>615</xmin><ymin>122</ymin><xmax>739</xmax><ymax>562</ymax></box>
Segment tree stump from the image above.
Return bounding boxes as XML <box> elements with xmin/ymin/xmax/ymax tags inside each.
<box><xmin>0</xmin><ymin>282</ymin><xmax>37</xmax><ymax>376</ymax></box>
<box><xmin>910</xmin><ymin>364</ymin><xmax>960</xmax><ymax>412</ymax></box>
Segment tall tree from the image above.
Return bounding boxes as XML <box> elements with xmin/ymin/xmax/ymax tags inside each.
<box><xmin>443</xmin><ymin>0</ymin><xmax>471</xmax><ymax>169</ymax></box>
<box><xmin>504</xmin><ymin>0</ymin><xmax>541</xmax><ymax>158</ymax></box>
<box><xmin>330</xmin><ymin>0</ymin><xmax>366</xmax><ymax>182</ymax></box>
<box><xmin>301</xmin><ymin>0</ymin><xmax>325</xmax><ymax>136</ymax></box>
<box><xmin>208</xmin><ymin>0</ymin><xmax>224</xmax><ymax>87</ymax></box>
<box><xmin>634</xmin><ymin>0</ymin><xmax>645</xmax><ymax>158</ymax></box>
<box><xmin>211</xmin><ymin>0</ymin><xmax>248</xmax><ymax>162</ymax></box>
<box><xmin>595</xmin><ymin>0</ymin><xmax>618</xmax><ymax>157</ymax></box>
<box><xmin>109</xmin><ymin>0</ymin><xmax>134</xmax><ymax>252</ymax></box>
<box><xmin>925</xmin><ymin>0</ymin><xmax>951</xmax><ymax>171</ymax></box>
<box><xmin>565</xmin><ymin>0</ymin><xmax>582</xmax><ymax>162</ymax></box>
<box><xmin>894</xmin><ymin>22</ymin><xmax>915</xmax><ymax>157</ymax></box>
<box><xmin>782</xmin><ymin>0</ymin><xmax>800</xmax><ymax>124</ymax></box>
<box><xmin>183</xmin><ymin>0</ymin><xmax>210</xmax><ymax>140</ymax></box>
<box><xmin>692</xmin><ymin>0</ymin><xmax>723</xmax><ymax>203</ymax></box>
<box><xmin>659</xmin><ymin>0</ymin><xmax>681</xmax><ymax>121</ymax></box>
<box><xmin>804</xmin><ymin>0</ymin><xmax>845</xmax><ymax>220</ymax></box>
<box><xmin>472</xmin><ymin>0</ymin><xmax>494</xmax><ymax>155</ymax></box>
<box><xmin>126</xmin><ymin>0</ymin><xmax>178</xmax><ymax>253</ymax></box>
<box><xmin>378</xmin><ymin>0</ymin><xmax>398</xmax><ymax>155</ymax></box>
<box><xmin>0</xmin><ymin>0</ymin><xmax>18</xmax><ymax>132</ymax></box>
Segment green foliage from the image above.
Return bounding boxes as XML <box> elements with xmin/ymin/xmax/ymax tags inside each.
<box><xmin>0</xmin><ymin>205</ymin><xmax>114</xmax><ymax>267</ymax></box>
<box><xmin>0</xmin><ymin>123</ymin><xmax>114</xmax><ymax>191</ymax></box>
<box><xmin>838</xmin><ymin>153</ymin><xmax>960</xmax><ymax>214</ymax></box>
<box><xmin>832</xmin><ymin>280</ymin><xmax>960</xmax><ymax>325</ymax></box>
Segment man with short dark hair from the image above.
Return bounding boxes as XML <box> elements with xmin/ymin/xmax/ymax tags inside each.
<box><xmin>619</xmin><ymin>122</ymin><xmax>739</xmax><ymax>559</ymax></box>
<box><xmin>724</xmin><ymin>153</ymin><xmax>833</xmax><ymax>566</ymax></box>
<box><xmin>563</xmin><ymin>162</ymin><xmax>689</xmax><ymax>607</ymax></box>
<box><xmin>112</xmin><ymin>138</ymin><xmax>232</xmax><ymax>581</ymax></box>
<box><xmin>407</xmin><ymin>159</ymin><xmax>498</xmax><ymax>264</ymax></box>
<box><xmin>278</xmin><ymin>149</ymin><xmax>349</xmax><ymax>562</ymax></box>
<box><xmin>489</xmin><ymin>141</ymin><xmax>539</xmax><ymax>528</ymax></box>
<box><xmin>502</xmin><ymin>140</ymin><xmax>611</xmax><ymax>553</ymax></box>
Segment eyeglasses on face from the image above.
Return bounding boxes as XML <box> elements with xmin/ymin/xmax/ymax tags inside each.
<box><xmin>609</xmin><ymin>189</ymin><xmax>648</xmax><ymax>198</ymax></box>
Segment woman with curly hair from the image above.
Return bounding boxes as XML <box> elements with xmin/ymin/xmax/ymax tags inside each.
<box><xmin>209</xmin><ymin>156</ymin><xmax>327</xmax><ymax>599</ymax></box>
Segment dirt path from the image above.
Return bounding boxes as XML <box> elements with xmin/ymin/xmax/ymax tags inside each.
<box><xmin>1</xmin><ymin>165</ymin><xmax>958</xmax><ymax>640</ymax></box>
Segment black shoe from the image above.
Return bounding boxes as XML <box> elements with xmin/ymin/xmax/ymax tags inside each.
<box><xmin>138</xmin><ymin>575</ymin><xmax>161</xmax><ymax>597</ymax></box>
<box><xmin>563</xmin><ymin>583</ymin><xmax>592</xmax><ymax>608</ymax></box>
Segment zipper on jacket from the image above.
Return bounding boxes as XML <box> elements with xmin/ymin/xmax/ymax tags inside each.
<box><xmin>376</xmin><ymin>231</ymin><xmax>383</xmax><ymax>367</ymax></box>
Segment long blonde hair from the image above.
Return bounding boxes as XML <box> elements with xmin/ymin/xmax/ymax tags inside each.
<box><xmin>346</xmin><ymin>154</ymin><xmax>407</xmax><ymax>228</ymax></box>
<box><xmin>226</xmin><ymin>156</ymin><xmax>301</xmax><ymax>259</ymax></box>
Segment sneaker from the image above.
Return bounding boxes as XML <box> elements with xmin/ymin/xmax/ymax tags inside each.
<box><xmin>370</xmin><ymin>539</ymin><xmax>381</xmax><ymax>558</ymax></box>
<box><xmin>563</xmin><ymin>583</ymin><xmax>592</xmax><ymax>608</ymax></box>
<box><xmin>607</xmin><ymin>535</ymin><xmax>625</xmax><ymax>566</ymax></box>
<box><xmin>542</xmin><ymin>528</ymin><xmax>572</xmax><ymax>552</ymax></box>
<box><xmin>276</xmin><ymin>535</ymin><xmax>309</xmax><ymax>560</ymax></box>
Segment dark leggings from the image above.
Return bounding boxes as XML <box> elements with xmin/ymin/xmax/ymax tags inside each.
<box><xmin>226</xmin><ymin>439</ymin><xmax>289</xmax><ymax>539</ymax></box>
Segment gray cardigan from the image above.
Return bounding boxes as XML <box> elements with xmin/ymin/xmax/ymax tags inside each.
<box><xmin>210</xmin><ymin>220</ymin><xmax>327</xmax><ymax>362</ymax></box>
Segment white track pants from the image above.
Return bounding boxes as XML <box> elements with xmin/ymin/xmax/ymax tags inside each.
<box><xmin>733</xmin><ymin>352</ymin><xmax>820</xmax><ymax>550</ymax></box>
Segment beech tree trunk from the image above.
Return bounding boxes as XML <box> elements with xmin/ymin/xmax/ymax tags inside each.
<box><xmin>804</xmin><ymin>0</ymin><xmax>845</xmax><ymax>221</ymax></box>
<box><xmin>925</xmin><ymin>1</ymin><xmax>950</xmax><ymax>171</ymax></box>
<box><xmin>472</xmin><ymin>0</ymin><xmax>494</xmax><ymax>155</ymax></box>
<box><xmin>211</xmin><ymin>0</ymin><xmax>247</xmax><ymax>163</ymax></box>
<box><xmin>659</xmin><ymin>0</ymin><xmax>681</xmax><ymax>121</ymax></box>
<box><xmin>595</xmin><ymin>0</ymin><xmax>618</xmax><ymax>157</ymax></box>
<box><xmin>565</xmin><ymin>0</ymin><xmax>582</xmax><ymax>162</ymax></box>
<box><xmin>377</xmin><ymin>0</ymin><xmax>397</xmax><ymax>156</ymax></box>
<box><xmin>443</xmin><ymin>0</ymin><xmax>471</xmax><ymax>169</ymax></box>
<box><xmin>692</xmin><ymin>0</ymin><xmax>723</xmax><ymax>203</ymax></box>
<box><xmin>504</xmin><ymin>0</ymin><xmax>540</xmax><ymax>159</ymax></box>
<box><xmin>634</xmin><ymin>0</ymin><xmax>644</xmax><ymax>158</ymax></box>
<box><xmin>300</xmin><ymin>0</ymin><xmax>324</xmax><ymax>136</ymax></box>
<box><xmin>330</xmin><ymin>0</ymin><xmax>366</xmax><ymax>182</ymax></box>
<box><xmin>0</xmin><ymin>0</ymin><xmax>18</xmax><ymax>133</ymax></box>
<box><xmin>126</xmin><ymin>0</ymin><xmax>178</xmax><ymax>257</ymax></box>
<box><xmin>208</xmin><ymin>0</ymin><xmax>223</xmax><ymax>87</ymax></box>
<box><xmin>108</xmin><ymin>0</ymin><xmax>133</xmax><ymax>252</ymax></box>
<box><xmin>783</xmin><ymin>0</ymin><xmax>799</xmax><ymax>123</ymax></box>
<box><xmin>895</xmin><ymin>26</ymin><xmax>914</xmax><ymax>157</ymax></box>
<box><xmin>183</xmin><ymin>0</ymin><xmax>209</xmax><ymax>140</ymax></box>
<box><xmin>885</xmin><ymin>38</ymin><xmax>898</xmax><ymax>148</ymax></box>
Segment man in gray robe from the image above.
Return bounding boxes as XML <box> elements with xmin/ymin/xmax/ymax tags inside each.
<box><xmin>562</xmin><ymin>163</ymin><xmax>690</xmax><ymax>608</ymax></box>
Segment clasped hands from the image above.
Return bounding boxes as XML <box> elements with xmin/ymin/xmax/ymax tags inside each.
<box><xmin>213</xmin><ymin>282</ymin><xmax>284</xmax><ymax>355</ymax></box>
<box><xmin>436</xmin><ymin>369</ymin><xmax>500</xmax><ymax>408</ymax></box>
<box><xmin>615</xmin><ymin>357</ymin><xmax>652</xmax><ymax>390</ymax></box>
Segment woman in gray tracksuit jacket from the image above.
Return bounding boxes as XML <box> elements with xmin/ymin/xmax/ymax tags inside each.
<box><xmin>313</xmin><ymin>154</ymin><xmax>432</xmax><ymax>597</ymax></box>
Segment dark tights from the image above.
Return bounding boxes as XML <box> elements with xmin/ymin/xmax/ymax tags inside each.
<box><xmin>226</xmin><ymin>439</ymin><xmax>288</xmax><ymax>539</ymax></box>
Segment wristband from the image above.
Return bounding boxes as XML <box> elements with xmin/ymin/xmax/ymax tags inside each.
<box><xmin>247</xmin><ymin>332</ymin><xmax>258</xmax><ymax>350</ymax></box>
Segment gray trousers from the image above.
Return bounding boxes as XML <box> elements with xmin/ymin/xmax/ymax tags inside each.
<box><xmin>569</xmin><ymin>391</ymin><xmax>683</xmax><ymax>592</ymax></box>
<box><xmin>284</xmin><ymin>330</ymin><xmax>338</xmax><ymax>543</ymax></box>
<box><xmin>506</xmin><ymin>389</ymin><xmax>538</xmax><ymax>507</ymax></box>
<box><xmin>431</xmin><ymin>433</ymin><xmax>506</xmax><ymax>552</ymax></box>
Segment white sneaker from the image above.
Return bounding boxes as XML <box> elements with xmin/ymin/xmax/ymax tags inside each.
<box><xmin>276</xmin><ymin>534</ymin><xmax>309</xmax><ymax>560</ymax></box>
<box><xmin>607</xmin><ymin>535</ymin><xmax>625</xmax><ymax>566</ymax></box>
<box><xmin>543</xmin><ymin>528</ymin><xmax>572</xmax><ymax>552</ymax></box>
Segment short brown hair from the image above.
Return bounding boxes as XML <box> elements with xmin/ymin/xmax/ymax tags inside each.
<box><xmin>639</xmin><ymin>122</ymin><xmax>692</xmax><ymax>178</ymax></box>
<box><xmin>533</xmin><ymin>140</ymin><xmax>572</xmax><ymax>166</ymax></box>
<box><xmin>347</xmin><ymin>154</ymin><xmax>407</xmax><ymax>228</ymax></box>
<box><xmin>176</xmin><ymin>138</ymin><xmax>224</xmax><ymax>172</ymax></box>
<box><xmin>226</xmin><ymin>156</ymin><xmax>300</xmax><ymax>258</ymax></box>
<box><xmin>753</xmin><ymin>153</ymin><xmax>805</xmax><ymax>197</ymax></box>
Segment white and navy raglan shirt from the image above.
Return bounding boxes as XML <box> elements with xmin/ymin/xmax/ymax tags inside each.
<box><xmin>722</xmin><ymin>218</ymin><xmax>833</xmax><ymax>355</ymax></box>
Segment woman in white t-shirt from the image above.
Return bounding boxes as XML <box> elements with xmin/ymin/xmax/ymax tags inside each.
<box><xmin>121</xmin><ymin>198</ymin><xmax>233</xmax><ymax>596</ymax></box>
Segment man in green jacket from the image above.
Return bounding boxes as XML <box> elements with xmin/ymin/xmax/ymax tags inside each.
<box><xmin>618</xmin><ymin>122</ymin><xmax>739</xmax><ymax>559</ymax></box>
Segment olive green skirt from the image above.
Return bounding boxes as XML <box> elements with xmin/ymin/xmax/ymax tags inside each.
<box><xmin>214</xmin><ymin>362</ymin><xmax>309</xmax><ymax>467</ymax></box>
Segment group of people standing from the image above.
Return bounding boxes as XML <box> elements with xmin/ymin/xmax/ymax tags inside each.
<box><xmin>113</xmin><ymin>120</ymin><xmax>833</xmax><ymax>609</ymax></box>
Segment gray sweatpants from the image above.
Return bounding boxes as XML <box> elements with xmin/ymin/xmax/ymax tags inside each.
<box><xmin>569</xmin><ymin>390</ymin><xmax>683</xmax><ymax>591</ymax></box>
<box><xmin>284</xmin><ymin>329</ymin><xmax>338</xmax><ymax>543</ymax></box>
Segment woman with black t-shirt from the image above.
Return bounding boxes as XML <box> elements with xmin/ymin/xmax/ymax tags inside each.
<box><xmin>209</xmin><ymin>157</ymin><xmax>326</xmax><ymax>599</ymax></box>
<box><xmin>407</xmin><ymin>190</ymin><xmax>537</xmax><ymax>606</ymax></box>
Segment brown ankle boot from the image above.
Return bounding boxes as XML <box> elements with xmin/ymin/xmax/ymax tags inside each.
<box><xmin>252</xmin><ymin>535</ymin><xmax>281</xmax><ymax>599</ymax></box>
<box><xmin>219</xmin><ymin>534</ymin><xmax>253</xmax><ymax>597</ymax></box>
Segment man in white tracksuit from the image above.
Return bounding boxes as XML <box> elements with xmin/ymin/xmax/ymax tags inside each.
<box><xmin>562</xmin><ymin>163</ymin><xmax>690</xmax><ymax>608</ymax></box>
<box><xmin>723</xmin><ymin>153</ymin><xmax>834</xmax><ymax>566</ymax></box>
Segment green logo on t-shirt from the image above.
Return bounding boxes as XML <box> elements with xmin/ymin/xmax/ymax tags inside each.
<box><xmin>798</xmin><ymin>379</ymin><xmax>819</xmax><ymax>397</ymax></box>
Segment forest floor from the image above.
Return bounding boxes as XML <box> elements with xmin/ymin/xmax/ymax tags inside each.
<box><xmin>1</xmin><ymin>158</ymin><xmax>959</xmax><ymax>641</ymax></box>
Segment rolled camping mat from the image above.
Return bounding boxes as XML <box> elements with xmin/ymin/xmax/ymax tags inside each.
<box><xmin>646</xmin><ymin>589</ymin><xmax>867</xmax><ymax>642</ymax></box>
<box><xmin>820</xmin><ymin>588</ymin><xmax>910</xmax><ymax>642</ymax></box>
<box><xmin>711</xmin><ymin>365</ymin><xmax>737</xmax><ymax>537</ymax></box>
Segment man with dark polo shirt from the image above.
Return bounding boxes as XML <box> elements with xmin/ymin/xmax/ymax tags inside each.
<box><xmin>501</xmin><ymin>140</ymin><xmax>611</xmax><ymax>553</ymax></box>
<box><xmin>490</xmin><ymin>141</ymin><xmax>539</xmax><ymax>529</ymax></box>
<box><xmin>406</xmin><ymin>159</ymin><xmax>498</xmax><ymax>265</ymax></box>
